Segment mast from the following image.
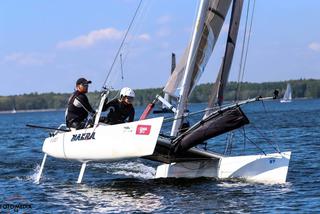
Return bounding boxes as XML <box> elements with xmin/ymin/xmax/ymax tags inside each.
<box><xmin>163</xmin><ymin>53</ymin><xmax>176</xmax><ymax>109</ymax></box>
<box><xmin>205</xmin><ymin>0</ymin><xmax>244</xmax><ymax>117</ymax></box>
<box><xmin>170</xmin><ymin>0</ymin><xmax>209</xmax><ymax>136</ymax></box>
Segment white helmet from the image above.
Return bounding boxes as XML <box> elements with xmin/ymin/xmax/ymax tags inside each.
<box><xmin>120</xmin><ymin>87</ymin><xmax>135</xmax><ymax>98</ymax></box>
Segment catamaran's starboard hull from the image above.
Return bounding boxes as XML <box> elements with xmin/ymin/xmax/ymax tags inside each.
<box><xmin>42</xmin><ymin>117</ymin><xmax>164</xmax><ymax>161</ymax></box>
<box><xmin>155</xmin><ymin>151</ymin><xmax>291</xmax><ymax>184</ymax></box>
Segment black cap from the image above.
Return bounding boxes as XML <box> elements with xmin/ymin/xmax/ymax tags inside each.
<box><xmin>76</xmin><ymin>78</ymin><xmax>92</xmax><ymax>85</ymax></box>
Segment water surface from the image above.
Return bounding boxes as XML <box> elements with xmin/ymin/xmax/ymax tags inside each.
<box><xmin>0</xmin><ymin>99</ymin><xmax>319</xmax><ymax>213</ymax></box>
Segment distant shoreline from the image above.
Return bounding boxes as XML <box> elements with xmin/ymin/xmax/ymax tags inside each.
<box><xmin>1</xmin><ymin>79</ymin><xmax>319</xmax><ymax>111</ymax></box>
<box><xmin>0</xmin><ymin>108</ymin><xmax>64</xmax><ymax>114</ymax></box>
<box><xmin>0</xmin><ymin>97</ymin><xmax>316</xmax><ymax>114</ymax></box>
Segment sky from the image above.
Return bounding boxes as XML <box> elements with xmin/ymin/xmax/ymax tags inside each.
<box><xmin>0</xmin><ymin>0</ymin><xmax>319</xmax><ymax>96</ymax></box>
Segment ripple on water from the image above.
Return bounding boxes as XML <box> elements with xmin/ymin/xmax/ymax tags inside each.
<box><xmin>1</xmin><ymin>101</ymin><xmax>320</xmax><ymax>213</ymax></box>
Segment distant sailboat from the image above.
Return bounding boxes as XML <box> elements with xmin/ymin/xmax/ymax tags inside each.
<box><xmin>280</xmin><ymin>83</ymin><xmax>292</xmax><ymax>103</ymax></box>
<box><xmin>11</xmin><ymin>96</ymin><xmax>17</xmax><ymax>113</ymax></box>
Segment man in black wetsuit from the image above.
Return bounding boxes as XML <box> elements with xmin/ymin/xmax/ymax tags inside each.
<box><xmin>102</xmin><ymin>87</ymin><xmax>135</xmax><ymax>125</ymax></box>
<box><xmin>66</xmin><ymin>78</ymin><xmax>95</xmax><ymax>129</ymax></box>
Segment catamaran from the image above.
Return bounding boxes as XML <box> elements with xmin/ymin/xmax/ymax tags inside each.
<box><xmin>34</xmin><ymin>0</ymin><xmax>291</xmax><ymax>184</ymax></box>
<box><xmin>280</xmin><ymin>83</ymin><xmax>292</xmax><ymax>103</ymax></box>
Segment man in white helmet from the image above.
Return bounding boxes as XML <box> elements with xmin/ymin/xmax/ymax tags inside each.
<box><xmin>102</xmin><ymin>87</ymin><xmax>135</xmax><ymax>125</ymax></box>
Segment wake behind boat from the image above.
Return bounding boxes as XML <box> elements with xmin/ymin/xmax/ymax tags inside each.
<box><xmin>33</xmin><ymin>0</ymin><xmax>291</xmax><ymax>184</ymax></box>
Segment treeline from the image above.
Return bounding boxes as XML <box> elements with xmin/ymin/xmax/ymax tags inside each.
<box><xmin>189</xmin><ymin>79</ymin><xmax>320</xmax><ymax>103</ymax></box>
<box><xmin>1</xmin><ymin>79</ymin><xmax>319</xmax><ymax>111</ymax></box>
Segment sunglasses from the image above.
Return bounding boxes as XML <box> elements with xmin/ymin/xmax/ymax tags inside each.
<box><xmin>81</xmin><ymin>84</ymin><xmax>89</xmax><ymax>87</ymax></box>
<box><xmin>126</xmin><ymin>96</ymin><xmax>134</xmax><ymax>101</ymax></box>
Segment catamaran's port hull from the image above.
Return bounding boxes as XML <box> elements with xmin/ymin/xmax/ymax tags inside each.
<box><xmin>42</xmin><ymin>117</ymin><xmax>163</xmax><ymax>161</ymax></box>
<box><xmin>155</xmin><ymin>151</ymin><xmax>291</xmax><ymax>184</ymax></box>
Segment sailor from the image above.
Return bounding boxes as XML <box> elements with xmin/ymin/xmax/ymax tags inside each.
<box><xmin>102</xmin><ymin>87</ymin><xmax>135</xmax><ymax>125</ymax></box>
<box><xmin>66</xmin><ymin>78</ymin><xmax>96</xmax><ymax>129</ymax></box>
<box><xmin>273</xmin><ymin>89</ymin><xmax>279</xmax><ymax>99</ymax></box>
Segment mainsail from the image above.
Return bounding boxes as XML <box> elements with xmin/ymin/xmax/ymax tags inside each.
<box><xmin>205</xmin><ymin>0</ymin><xmax>243</xmax><ymax>117</ymax></box>
<box><xmin>166</xmin><ymin>0</ymin><xmax>232</xmax><ymax>136</ymax></box>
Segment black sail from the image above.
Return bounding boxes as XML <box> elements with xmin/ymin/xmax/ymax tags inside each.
<box><xmin>205</xmin><ymin>0</ymin><xmax>244</xmax><ymax>117</ymax></box>
<box><xmin>172</xmin><ymin>106</ymin><xmax>249</xmax><ymax>154</ymax></box>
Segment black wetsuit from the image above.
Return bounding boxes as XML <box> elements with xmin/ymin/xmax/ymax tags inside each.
<box><xmin>102</xmin><ymin>99</ymin><xmax>135</xmax><ymax>125</ymax></box>
<box><xmin>66</xmin><ymin>91</ymin><xmax>95</xmax><ymax>129</ymax></box>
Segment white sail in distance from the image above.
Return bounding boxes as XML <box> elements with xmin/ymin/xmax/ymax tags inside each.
<box><xmin>281</xmin><ymin>83</ymin><xmax>292</xmax><ymax>103</ymax></box>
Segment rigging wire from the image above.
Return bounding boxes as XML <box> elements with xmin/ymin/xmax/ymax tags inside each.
<box><xmin>235</xmin><ymin>0</ymin><xmax>256</xmax><ymax>101</ymax></box>
<box><xmin>239</xmin><ymin>0</ymin><xmax>256</xmax><ymax>86</ymax></box>
<box><xmin>224</xmin><ymin>131</ymin><xmax>234</xmax><ymax>155</ymax></box>
<box><xmin>235</xmin><ymin>0</ymin><xmax>251</xmax><ymax>101</ymax></box>
<box><xmin>101</xmin><ymin>0</ymin><xmax>143</xmax><ymax>90</ymax></box>
<box><xmin>119</xmin><ymin>0</ymin><xmax>152</xmax><ymax>66</ymax></box>
<box><xmin>243</xmin><ymin>134</ymin><xmax>266</xmax><ymax>155</ymax></box>
<box><xmin>99</xmin><ymin>0</ymin><xmax>152</xmax><ymax>100</ymax></box>
<box><xmin>254</xmin><ymin>100</ymin><xmax>280</xmax><ymax>153</ymax></box>
<box><xmin>251</xmin><ymin>124</ymin><xmax>281</xmax><ymax>153</ymax></box>
<box><xmin>120</xmin><ymin>53</ymin><xmax>124</xmax><ymax>82</ymax></box>
<box><xmin>108</xmin><ymin>0</ymin><xmax>152</xmax><ymax>89</ymax></box>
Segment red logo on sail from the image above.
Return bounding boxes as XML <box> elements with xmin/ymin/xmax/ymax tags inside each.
<box><xmin>136</xmin><ymin>125</ymin><xmax>151</xmax><ymax>135</ymax></box>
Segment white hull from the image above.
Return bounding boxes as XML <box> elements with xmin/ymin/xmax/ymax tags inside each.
<box><xmin>280</xmin><ymin>99</ymin><xmax>291</xmax><ymax>103</ymax></box>
<box><xmin>42</xmin><ymin>117</ymin><xmax>164</xmax><ymax>162</ymax></box>
<box><xmin>155</xmin><ymin>151</ymin><xmax>291</xmax><ymax>183</ymax></box>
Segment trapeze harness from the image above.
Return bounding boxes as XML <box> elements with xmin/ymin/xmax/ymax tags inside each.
<box><xmin>102</xmin><ymin>99</ymin><xmax>135</xmax><ymax>125</ymax></box>
<box><xmin>66</xmin><ymin>91</ymin><xmax>95</xmax><ymax>129</ymax></box>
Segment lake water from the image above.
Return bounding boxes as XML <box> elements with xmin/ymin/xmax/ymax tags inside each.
<box><xmin>0</xmin><ymin>99</ymin><xmax>319</xmax><ymax>213</ymax></box>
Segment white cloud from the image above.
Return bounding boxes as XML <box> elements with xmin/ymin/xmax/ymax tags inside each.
<box><xmin>2</xmin><ymin>52</ymin><xmax>54</xmax><ymax>66</ymax></box>
<box><xmin>157</xmin><ymin>15</ymin><xmax>172</xmax><ymax>25</ymax></box>
<box><xmin>56</xmin><ymin>28</ymin><xmax>124</xmax><ymax>49</ymax></box>
<box><xmin>308</xmin><ymin>42</ymin><xmax>320</xmax><ymax>52</ymax></box>
<box><xmin>137</xmin><ymin>33</ymin><xmax>151</xmax><ymax>41</ymax></box>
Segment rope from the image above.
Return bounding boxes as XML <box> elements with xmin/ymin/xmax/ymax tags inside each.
<box><xmin>101</xmin><ymin>0</ymin><xmax>143</xmax><ymax>90</ymax></box>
